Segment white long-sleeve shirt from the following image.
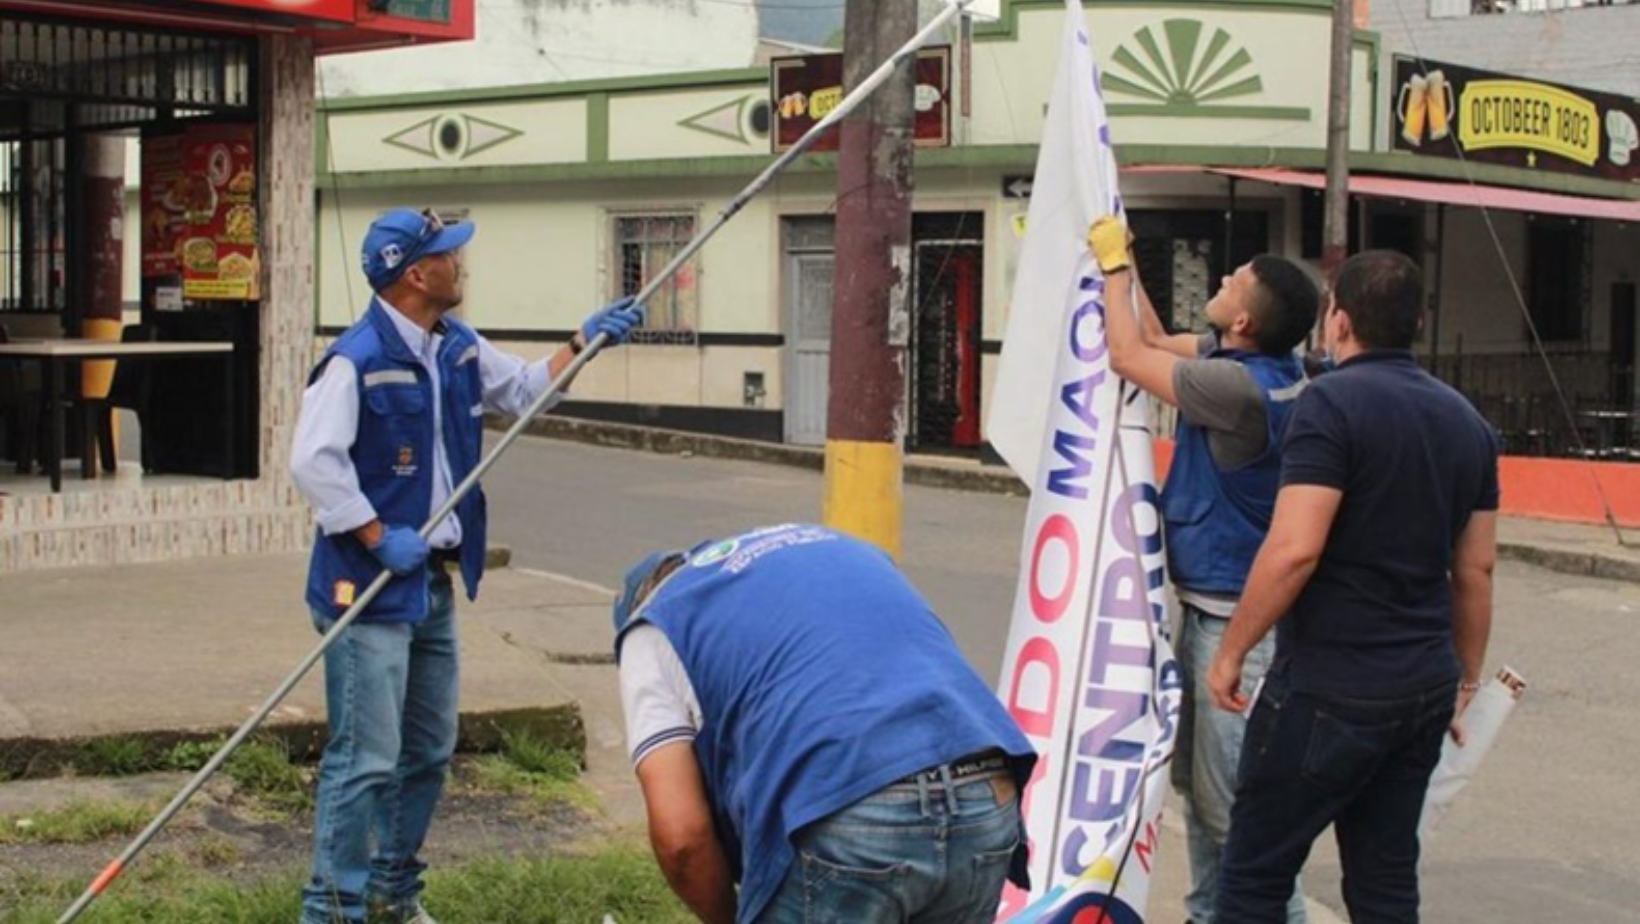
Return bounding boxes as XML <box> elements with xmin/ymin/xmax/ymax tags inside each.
<box><xmin>290</xmin><ymin>299</ymin><xmax>561</xmax><ymax>549</ymax></box>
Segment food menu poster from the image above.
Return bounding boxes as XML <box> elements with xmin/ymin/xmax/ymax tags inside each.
<box><xmin>140</xmin><ymin>122</ymin><xmax>260</xmax><ymax>301</ymax></box>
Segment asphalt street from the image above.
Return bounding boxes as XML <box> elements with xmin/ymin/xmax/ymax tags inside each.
<box><xmin>484</xmin><ymin>433</ymin><xmax>1638</xmax><ymax>923</ymax></box>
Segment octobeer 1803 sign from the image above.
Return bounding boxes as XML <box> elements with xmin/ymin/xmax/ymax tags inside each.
<box><xmin>770</xmin><ymin>46</ymin><xmax>951</xmax><ymax>153</ymax></box>
<box><xmin>1390</xmin><ymin>55</ymin><xmax>1638</xmax><ymax>183</ymax></box>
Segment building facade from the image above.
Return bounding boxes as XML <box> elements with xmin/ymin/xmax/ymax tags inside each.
<box><xmin>313</xmin><ymin>0</ymin><xmax>1638</xmax><ymax>461</ymax></box>
<box><xmin>0</xmin><ymin>0</ymin><xmax>475</xmax><ymax>572</ymax></box>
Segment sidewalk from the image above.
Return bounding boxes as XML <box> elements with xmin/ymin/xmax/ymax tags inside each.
<box><xmin>0</xmin><ymin>552</ymin><xmax>1337</xmax><ymax>924</ymax></box>
<box><xmin>0</xmin><ymin>551</ymin><xmax>598</xmax><ymax>777</ymax></box>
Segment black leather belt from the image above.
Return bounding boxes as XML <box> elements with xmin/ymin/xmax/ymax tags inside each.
<box><xmin>428</xmin><ymin>546</ymin><xmax>461</xmax><ymax>569</ymax></box>
<box><xmin>895</xmin><ymin>748</ymin><xmax>1010</xmax><ymax>787</ymax></box>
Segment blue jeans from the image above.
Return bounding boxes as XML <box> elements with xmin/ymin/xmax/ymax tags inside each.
<box><xmin>1171</xmin><ymin>606</ymin><xmax>1306</xmax><ymax>924</ymax></box>
<box><xmin>756</xmin><ymin>767</ymin><xmax>1023</xmax><ymax>924</ymax></box>
<box><xmin>302</xmin><ymin>568</ymin><xmax>459</xmax><ymax>924</ymax></box>
<box><xmin>1216</xmin><ymin>669</ymin><xmax>1455</xmax><ymax>924</ymax></box>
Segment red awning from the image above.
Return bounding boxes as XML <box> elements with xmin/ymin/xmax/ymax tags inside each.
<box><xmin>1210</xmin><ymin>167</ymin><xmax>1640</xmax><ymax>223</ymax></box>
<box><xmin>0</xmin><ymin>0</ymin><xmax>474</xmax><ymax>54</ymax></box>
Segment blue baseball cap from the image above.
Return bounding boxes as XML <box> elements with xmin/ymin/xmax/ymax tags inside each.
<box><xmin>361</xmin><ymin>208</ymin><xmax>476</xmax><ymax>292</ymax></box>
<box><xmin>612</xmin><ymin>550</ymin><xmax>684</xmax><ymax>639</ymax></box>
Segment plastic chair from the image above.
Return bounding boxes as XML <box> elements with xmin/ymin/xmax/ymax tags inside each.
<box><xmin>80</xmin><ymin>324</ymin><xmax>158</xmax><ymax>475</ymax></box>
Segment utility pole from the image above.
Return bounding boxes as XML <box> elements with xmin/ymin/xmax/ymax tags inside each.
<box><xmin>1322</xmin><ymin>0</ymin><xmax>1354</xmax><ymax>279</ymax></box>
<box><xmin>823</xmin><ymin>0</ymin><xmax>917</xmax><ymax>559</ymax></box>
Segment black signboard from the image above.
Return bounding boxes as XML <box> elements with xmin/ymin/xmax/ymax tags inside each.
<box><xmin>771</xmin><ymin>46</ymin><xmax>951</xmax><ymax>153</ymax></box>
<box><xmin>1389</xmin><ymin>55</ymin><xmax>1638</xmax><ymax>184</ymax></box>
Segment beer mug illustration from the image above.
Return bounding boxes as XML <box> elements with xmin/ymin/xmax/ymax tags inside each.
<box><xmin>1398</xmin><ymin>74</ymin><xmax>1429</xmax><ymax>146</ymax></box>
<box><xmin>1426</xmin><ymin>70</ymin><xmax>1454</xmax><ymax>142</ymax></box>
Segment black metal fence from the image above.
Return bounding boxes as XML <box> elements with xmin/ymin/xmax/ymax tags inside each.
<box><xmin>1424</xmin><ymin>350</ymin><xmax>1637</xmax><ymax>460</ymax></box>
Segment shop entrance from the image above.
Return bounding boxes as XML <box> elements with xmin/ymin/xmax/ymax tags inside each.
<box><xmin>0</xmin><ymin>15</ymin><xmax>261</xmax><ymax>482</ymax></box>
<box><xmin>1126</xmin><ymin>209</ymin><xmax>1270</xmax><ymax>335</ymax></box>
<box><xmin>909</xmin><ymin>212</ymin><xmax>983</xmax><ymax>452</ymax></box>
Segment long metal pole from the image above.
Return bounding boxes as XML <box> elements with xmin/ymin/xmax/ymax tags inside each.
<box><xmin>56</xmin><ymin>4</ymin><xmax>972</xmax><ymax>921</ymax></box>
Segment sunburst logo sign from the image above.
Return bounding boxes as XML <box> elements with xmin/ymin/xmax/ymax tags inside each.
<box><xmin>1101</xmin><ymin>18</ymin><xmax>1305</xmax><ymax>119</ymax></box>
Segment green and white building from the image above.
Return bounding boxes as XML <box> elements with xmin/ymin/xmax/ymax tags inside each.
<box><xmin>315</xmin><ymin>0</ymin><xmax>1640</xmax><ymax>457</ymax></box>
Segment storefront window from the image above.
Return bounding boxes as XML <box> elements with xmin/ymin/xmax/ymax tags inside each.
<box><xmin>1527</xmin><ymin>218</ymin><xmax>1589</xmax><ymax>343</ymax></box>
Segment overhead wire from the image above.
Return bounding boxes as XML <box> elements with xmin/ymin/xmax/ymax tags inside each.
<box><xmin>1388</xmin><ymin>0</ymin><xmax>1630</xmax><ymax>545</ymax></box>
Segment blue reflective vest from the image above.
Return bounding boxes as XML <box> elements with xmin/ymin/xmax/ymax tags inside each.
<box><xmin>615</xmin><ymin>524</ymin><xmax>1035</xmax><ymax>924</ymax></box>
<box><xmin>303</xmin><ymin>301</ymin><xmax>488</xmax><ymax>623</ymax></box>
<box><xmin>1161</xmin><ymin>349</ymin><xmax>1305</xmax><ymax>595</ymax></box>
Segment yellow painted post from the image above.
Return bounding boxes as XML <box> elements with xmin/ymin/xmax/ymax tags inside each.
<box><xmin>822</xmin><ymin>0</ymin><xmax>916</xmax><ymax>560</ymax></box>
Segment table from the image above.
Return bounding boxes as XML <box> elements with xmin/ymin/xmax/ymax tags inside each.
<box><xmin>0</xmin><ymin>339</ymin><xmax>234</xmax><ymax>492</ymax></box>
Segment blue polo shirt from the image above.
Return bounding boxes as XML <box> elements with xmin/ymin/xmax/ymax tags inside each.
<box><xmin>1276</xmin><ymin>351</ymin><xmax>1500</xmax><ymax>698</ymax></box>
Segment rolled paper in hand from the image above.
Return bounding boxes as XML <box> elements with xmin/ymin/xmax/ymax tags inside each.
<box><xmin>1419</xmin><ymin>666</ymin><xmax>1527</xmax><ymax>838</ymax></box>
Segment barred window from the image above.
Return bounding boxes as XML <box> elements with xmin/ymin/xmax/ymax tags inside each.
<box><xmin>614</xmin><ymin>212</ymin><xmax>698</xmax><ymax>344</ymax></box>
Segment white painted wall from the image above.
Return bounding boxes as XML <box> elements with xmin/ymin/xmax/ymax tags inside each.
<box><xmin>319</xmin><ymin>0</ymin><xmax>761</xmax><ymax>97</ymax></box>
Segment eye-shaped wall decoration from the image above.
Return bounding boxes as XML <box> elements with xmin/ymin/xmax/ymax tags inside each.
<box><xmin>383</xmin><ymin>113</ymin><xmax>524</xmax><ymax>162</ymax></box>
<box><xmin>678</xmin><ymin>94</ymin><xmax>773</xmax><ymax>146</ymax></box>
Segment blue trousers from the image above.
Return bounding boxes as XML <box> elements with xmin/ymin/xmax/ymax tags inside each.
<box><xmin>302</xmin><ymin>568</ymin><xmax>458</xmax><ymax>924</ymax></box>
<box><xmin>1171</xmin><ymin>606</ymin><xmax>1306</xmax><ymax>924</ymax></box>
<box><xmin>756</xmin><ymin>768</ymin><xmax>1023</xmax><ymax>924</ymax></box>
<box><xmin>1216</xmin><ymin>669</ymin><xmax>1454</xmax><ymax>924</ymax></box>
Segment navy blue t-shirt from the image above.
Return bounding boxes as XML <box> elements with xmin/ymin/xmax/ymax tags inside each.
<box><xmin>1276</xmin><ymin>351</ymin><xmax>1500</xmax><ymax>698</ymax></box>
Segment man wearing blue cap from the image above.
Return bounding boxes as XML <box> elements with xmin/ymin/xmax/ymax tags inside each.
<box><xmin>289</xmin><ymin>208</ymin><xmax>640</xmax><ymax>924</ymax></box>
<box><xmin>612</xmin><ymin>523</ymin><xmax>1038</xmax><ymax>924</ymax></box>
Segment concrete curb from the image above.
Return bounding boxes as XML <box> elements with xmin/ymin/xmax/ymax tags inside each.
<box><xmin>1498</xmin><ymin>542</ymin><xmax>1640</xmax><ymax>585</ymax></box>
<box><xmin>0</xmin><ymin>704</ymin><xmax>584</xmax><ymax>782</ymax></box>
<box><xmin>485</xmin><ymin>544</ymin><xmax>512</xmax><ymax>569</ymax></box>
<box><xmin>509</xmin><ymin>415</ymin><xmax>1029</xmax><ymax>496</ymax></box>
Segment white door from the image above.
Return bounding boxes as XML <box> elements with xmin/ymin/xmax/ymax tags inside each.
<box><xmin>784</xmin><ymin>252</ymin><xmax>833</xmax><ymax>445</ymax></box>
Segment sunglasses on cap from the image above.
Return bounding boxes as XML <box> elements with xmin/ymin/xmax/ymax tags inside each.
<box><xmin>410</xmin><ymin>208</ymin><xmax>445</xmax><ymax>251</ymax></box>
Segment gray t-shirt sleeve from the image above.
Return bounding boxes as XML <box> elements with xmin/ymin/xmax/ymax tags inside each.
<box><xmin>1172</xmin><ymin>358</ymin><xmax>1270</xmax><ymax>470</ymax></box>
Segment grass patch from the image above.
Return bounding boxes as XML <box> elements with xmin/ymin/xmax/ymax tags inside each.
<box><xmin>222</xmin><ymin>737</ymin><xmax>311</xmax><ymax>816</ymax></box>
<box><xmin>74</xmin><ymin>737</ymin><xmax>153</xmax><ymax>776</ymax></box>
<box><xmin>162</xmin><ymin>737</ymin><xmax>229</xmax><ymax>773</ymax></box>
<box><xmin>0</xmin><ymin>800</ymin><xmax>153</xmax><ymax>845</ymax></box>
<box><xmin>499</xmin><ymin>727</ymin><xmax>582</xmax><ymax>780</ymax></box>
<box><xmin>0</xmin><ymin>844</ymin><xmax>690</xmax><ymax>923</ymax></box>
<box><xmin>463</xmin><ymin>729</ymin><xmax>596</xmax><ymax>812</ymax></box>
<box><xmin>465</xmin><ymin>755</ymin><xmax>598</xmax><ymax>812</ymax></box>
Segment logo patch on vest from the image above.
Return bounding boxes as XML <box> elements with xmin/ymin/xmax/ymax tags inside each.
<box><xmin>691</xmin><ymin>539</ymin><xmax>739</xmax><ymax>567</ymax></box>
<box><xmin>333</xmin><ymin>580</ymin><xmax>356</xmax><ymax>607</ymax></box>
<box><xmin>393</xmin><ymin>444</ymin><xmax>417</xmax><ymax>478</ymax></box>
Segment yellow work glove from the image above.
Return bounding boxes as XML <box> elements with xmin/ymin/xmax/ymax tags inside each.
<box><xmin>1088</xmin><ymin>216</ymin><xmax>1133</xmax><ymax>274</ymax></box>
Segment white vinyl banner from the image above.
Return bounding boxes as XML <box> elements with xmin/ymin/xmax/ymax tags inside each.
<box><xmin>988</xmin><ymin>2</ymin><xmax>1180</xmax><ymax>922</ymax></box>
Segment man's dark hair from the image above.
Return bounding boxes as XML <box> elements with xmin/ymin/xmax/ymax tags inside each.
<box><xmin>1246</xmin><ymin>255</ymin><xmax>1321</xmax><ymax>355</ymax></box>
<box><xmin>1332</xmin><ymin>249</ymin><xmax>1425</xmax><ymax>350</ymax></box>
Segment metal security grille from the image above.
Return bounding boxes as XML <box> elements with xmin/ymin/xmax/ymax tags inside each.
<box><xmin>0</xmin><ymin>17</ymin><xmax>257</xmax><ymax>137</ymax></box>
<box><xmin>0</xmin><ymin>139</ymin><xmax>66</xmax><ymax>314</ymax></box>
<box><xmin>0</xmin><ymin>16</ymin><xmax>256</xmax><ymax>315</ymax></box>
<box><xmin>614</xmin><ymin>213</ymin><xmax>699</xmax><ymax>345</ymax></box>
